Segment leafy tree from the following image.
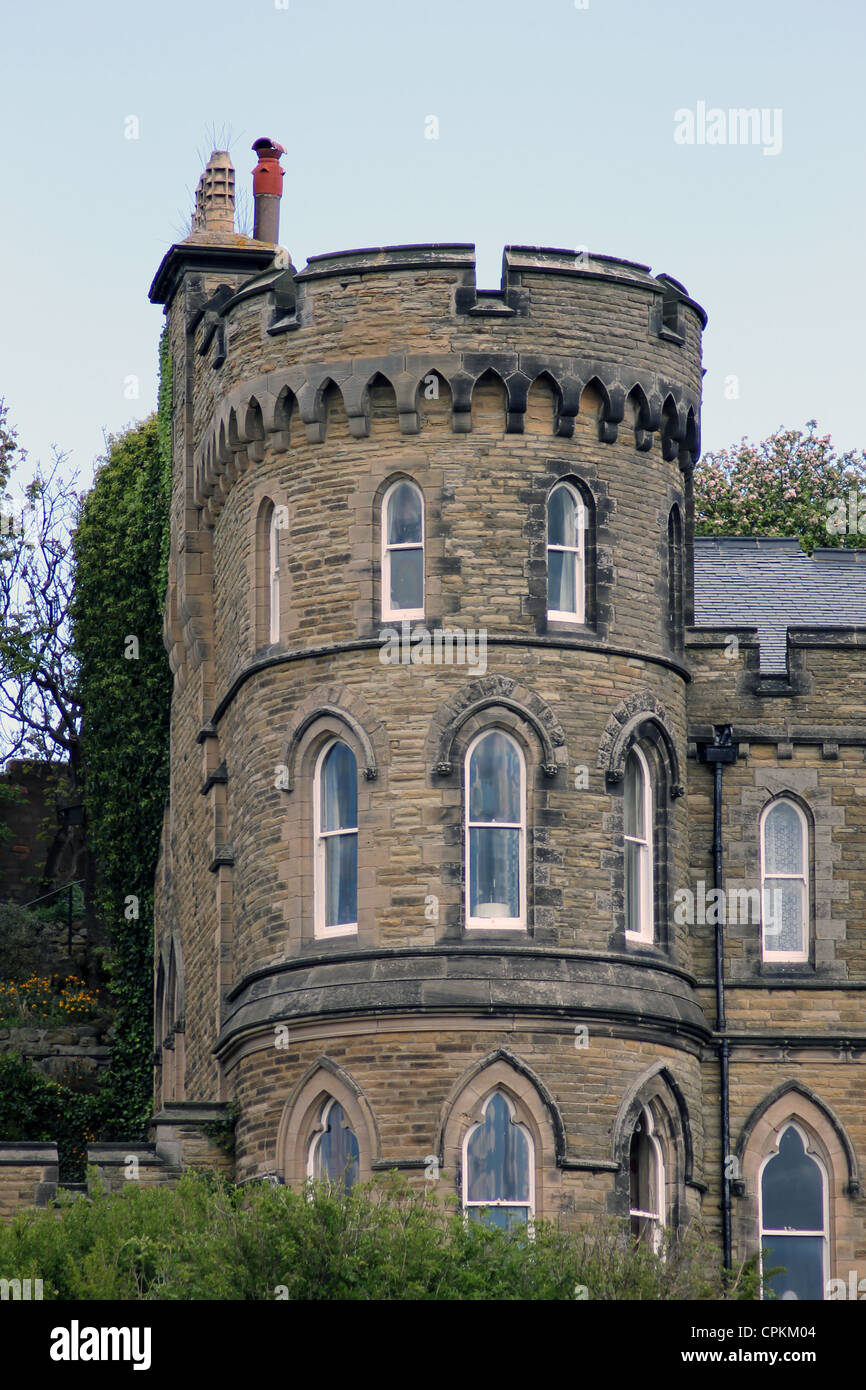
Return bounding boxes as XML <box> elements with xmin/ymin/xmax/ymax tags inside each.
<box><xmin>694</xmin><ymin>421</ymin><xmax>866</xmax><ymax>553</ymax></box>
<box><xmin>0</xmin><ymin>399</ymin><xmax>82</xmax><ymax>780</ymax></box>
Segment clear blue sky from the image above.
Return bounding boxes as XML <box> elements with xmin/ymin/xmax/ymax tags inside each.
<box><xmin>1</xmin><ymin>0</ymin><xmax>863</xmax><ymax>491</ymax></box>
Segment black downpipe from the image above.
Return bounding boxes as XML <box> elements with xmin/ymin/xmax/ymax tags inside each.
<box><xmin>700</xmin><ymin>726</ymin><xmax>738</xmax><ymax>1271</ymax></box>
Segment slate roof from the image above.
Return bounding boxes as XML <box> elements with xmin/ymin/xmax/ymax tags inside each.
<box><xmin>693</xmin><ymin>537</ymin><xmax>866</xmax><ymax>673</ymax></box>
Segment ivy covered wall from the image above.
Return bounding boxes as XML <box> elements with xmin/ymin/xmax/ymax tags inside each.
<box><xmin>70</xmin><ymin>332</ymin><xmax>172</xmax><ymax>1138</ymax></box>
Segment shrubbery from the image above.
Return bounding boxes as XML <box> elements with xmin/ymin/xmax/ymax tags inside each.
<box><xmin>0</xmin><ymin>1052</ymin><xmax>101</xmax><ymax>1180</ymax></box>
<box><xmin>0</xmin><ymin>1170</ymin><xmax>763</xmax><ymax>1301</ymax></box>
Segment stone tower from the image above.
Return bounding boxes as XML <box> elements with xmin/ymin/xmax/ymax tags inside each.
<box><xmin>148</xmin><ymin>140</ymin><xmax>711</xmax><ymax>1235</ymax></box>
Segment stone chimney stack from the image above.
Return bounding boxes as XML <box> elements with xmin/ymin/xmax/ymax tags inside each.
<box><xmin>192</xmin><ymin>150</ymin><xmax>235</xmax><ymax>236</ymax></box>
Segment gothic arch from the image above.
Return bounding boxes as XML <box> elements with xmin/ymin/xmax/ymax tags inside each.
<box><xmin>167</xmin><ymin>934</ymin><xmax>185</xmax><ymax>1029</ymax></box>
<box><xmin>189</xmin><ymin>359</ymin><xmax>701</xmax><ymax>513</ymax></box>
<box><xmin>437</xmin><ymin>1049</ymin><xmax>565</xmax><ymax>1210</ymax></box>
<box><xmin>276</xmin><ymin>1056</ymin><xmax>380</xmax><ymax>1185</ymax></box>
<box><xmin>271</xmin><ymin>385</ymin><xmax>295</xmax><ymax>452</ymax></box>
<box><xmin>627</xmin><ymin>383</ymin><xmax>662</xmax><ymax>453</ymax></box>
<box><xmin>611</xmin><ymin>1063</ymin><xmax>694</xmax><ymax>1232</ymax></box>
<box><xmin>430</xmin><ymin>675</ymin><xmax>567</xmax><ymax>778</ymax></box>
<box><xmin>598</xmin><ymin>694</ymin><xmax>683</xmax><ymax>798</ymax></box>
<box><xmin>253</xmin><ymin>490</ymin><xmax>285</xmax><ymax>650</ymax></box>
<box><xmin>612</xmin><ymin>1061</ymin><xmax>694</xmax><ymax>1184</ymax></box>
<box><xmin>525</xmin><ymin>371</ymin><xmax>562</xmax><ymax>433</ymax></box>
<box><xmin>282</xmin><ymin>699</ymin><xmax>381</xmax><ymax>792</ymax></box>
<box><xmin>736</xmin><ymin>1081</ymin><xmax>859</xmax><ymax>1196</ymax></box>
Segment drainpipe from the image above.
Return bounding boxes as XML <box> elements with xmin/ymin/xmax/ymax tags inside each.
<box><xmin>698</xmin><ymin>725</ymin><xmax>738</xmax><ymax>1270</ymax></box>
<box><xmin>251</xmin><ymin>138</ymin><xmax>285</xmax><ymax>244</ymax></box>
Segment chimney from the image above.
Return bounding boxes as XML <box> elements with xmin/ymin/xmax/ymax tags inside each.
<box><xmin>192</xmin><ymin>150</ymin><xmax>235</xmax><ymax>236</ymax></box>
<box><xmin>251</xmin><ymin>138</ymin><xmax>285</xmax><ymax>244</ymax></box>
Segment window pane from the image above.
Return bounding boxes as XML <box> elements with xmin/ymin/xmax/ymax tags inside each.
<box><xmin>629</xmin><ymin>1121</ymin><xmax>658</xmax><ymax>1218</ymax></box>
<box><xmin>468</xmin><ymin>732</ymin><xmax>521</xmax><ymax>823</ymax></box>
<box><xmin>466</xmin><ymin>1093</ymin><xmax>531</xmax><ymax>1203</ymax></box>
<box><xmin>313</xmin><ymin>1101</ymin><xmax>360</xmax><ymax>1192</ymax></box>
<box><xmin>469</xmin><ymin>827</ymin><xmax>519</xmax><ymax>918</ymax></box>
<box><xmin>547</xmin><ymin>486</ymin><xmax>578</xmax><ymax>548</ymax></box>
<box><xmin>548</xmin><ymin>548</ymin><xmax>576</xmax><ymax>613</ymax></box>
<box><xmin>321</xmin><ymin>742</ymin><xmax>357</xmax><ymax>832</ymax></box>
<box><xmin>764</xmin><ymin>802</ymin><xmax>803</xmax><ymax>874</ymax></box>
<box><xmin>387</xmin><ymin>482</ymin><xmax>422</xmax><ymax>545</ymax></box>
<box><xmin>762</xmin><ymin>1235</ymin><xmax>825</xmax><ymax>1301</ymax></box>
<box><xmin>324</xmin><ymin>831</ymin><xmax>358</xmax><ymax>926</ymax></box>
<box><xmin>469</xmin><ymin>1205</ymin><xmax>530</xmax><ymax>1232</ymax></box>
<box><xmin>763</xmin><ymin>880</ymin><xmax>805</xmax><ymax>954</ymax></box>
<box><xmin>625</xmin><ymin>840</ymin><xmax>647</xmax><ymax>934</ymax></box>
<box><xmin>624</xmin><ymin>752</ymin><xmax>645</xmax><ymax>839</ymax></box>
<box><xmin>389</xmin><ymin>547</ymin><xmax>423</xmax><ymax>612</ymax></box>
<box><xmin>762</xmin><ymin>1127</ymin><xmax>823</xmax><ymax>1230</ymax></box>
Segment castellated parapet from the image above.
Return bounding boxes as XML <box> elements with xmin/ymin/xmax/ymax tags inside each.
<box><xmin>144</xmin><ymin>149</ymin><xmax>866</xmax><ymax>1287</ymax></box>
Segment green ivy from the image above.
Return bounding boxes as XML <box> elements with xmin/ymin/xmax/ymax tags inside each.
<box><xmin>70</xmin><ymin>398</ymin><xmax>171</xmax><ymax>1142</ymax></box>
<box><xmin>156</xmin><ymin>325</ymin><xmax>173</xmax><ymax>599</ymax></box>
<box><xmin>0</xmin><ymin>1052</ymin><xmax>102</xmax><ymax>1182</ymax></box>
<box><xmin>202</xmin><ymin>1102</ymin><xmax>240</xmax><ymax>1159</ymax></box>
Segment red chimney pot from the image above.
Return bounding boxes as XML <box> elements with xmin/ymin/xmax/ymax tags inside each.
<box><xmin>252</xmin><ymin>138</ymin><xmax>285</xmax><ymax>199</ymax></box>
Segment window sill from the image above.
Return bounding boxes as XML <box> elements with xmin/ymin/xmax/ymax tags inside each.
<box><xmin>465</xmin><ymin>923</ymin><xmax>528</xmax><ymax>933</ymax></box>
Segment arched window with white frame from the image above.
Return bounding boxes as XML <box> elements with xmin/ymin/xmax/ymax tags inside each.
<box><xmin>463</xmin><ymin>1091</ymin><xmax>534</xmax><ymax>1230</ymax></box>
<box><xmin>629</xmin><ymin>1106</ymin><xmax>665</xmax><ymax>1251</ymax></box>
<box><xmin>314</xmin><ymin>739</ymin><xmax>358</xmax><ymax>938</ymax></box>
<box><xmin>465</xmin><ymin>729</ymin><xmax>526</xmax><ymax>930</ymax></box>
<box><xmin>382</xmin><ymin>479</ymin><xmax>424</xmax><ymax>621</ymax></box>
<box><xmin>624</xmin><ymin>745</ymin><xmax>653</xmax><ymax>942</ymax></box>
<box><xmin>546</xmin><ymin>482</ymin><xmax>584</xmax><ymax>623</ymax></box>
<box><xmin>759</xmin><ymin>1123</ymin><xmax>828</xmax><ymax>1300</ymax></box>
<box><xmin>268</xmin><ymin>504</ymin><xmax>281</xmax><ymax>644</ymax></box>
<box><xmin>760</xmin><ymin>798</ymin><xmax>809</xmax><ymax>962</ymax></box>
<box><xmin>307</xmin><ymin>1097</ymin><xmax>360</xmax><ymax>1194</ymax></box>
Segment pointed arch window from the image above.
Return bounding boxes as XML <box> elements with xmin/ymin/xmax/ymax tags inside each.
<box><xmin>463</xmin><ymin>1091</ymin><xmax>534</xmax><ymax>1229</ymax></box>
<box><xmin>307</xmin><ymin>1098</ymin><xmax>360</xmax><ymax>1194</ymax></box>
<box><xmin>629</xmin><ymin>1107</ymin><xmax>665</xmax><ymax>1251</ymax></box>
<box><xmin>624</xmin><ymin>746</ymin><xmax>653</xmax><ymax>942</ymax></box>
<box><xmin>547</xmin><ymin>482</ymin><xmax>585</xmax><ymax>623</ymax></box>
<box><xmin>465</xmin><ymin>729</ymin><xmax>526</xmax><ymax>930</ymax></box>
<box><xmin>760</xmin><ymin>799</ymin><xmax>809</xmax><ymax>962</ymax></box>
<box><xmin>268</xmin><ymin>505</ymin><xmax>281</xmax><ymax>644</ymax></box>
<box><xmin>759</xmin><ymin>1124</ymin><xmax>828</xmax><ymax>1300</ymax></box>
<box><xmin>314</xmin><ymin>739</ymin><xmax>358</xmax><ymax>938</ymax></box>
<box><xmin>382</xmin><ymin>479</ymin><xmax>424</xmax><ymax>621</ymax></box>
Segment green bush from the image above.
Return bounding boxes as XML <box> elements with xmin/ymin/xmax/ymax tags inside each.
<box><xmin>0</xmin><ymin>1052</ymin><xmax>102</xmax><ymax>1182</ymax></box>
<box><xmin>0</xmin><ymin>1169</ymin><xmax>763</xmax><ymax>1301</ymax></box>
